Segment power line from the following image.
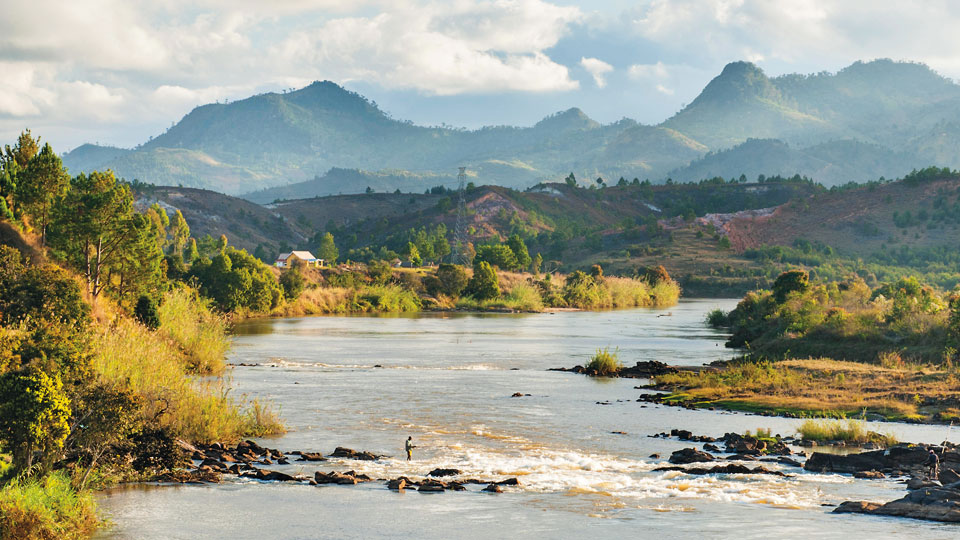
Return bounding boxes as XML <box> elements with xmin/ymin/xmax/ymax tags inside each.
<box><xmin>454</xmin><ymin>166</ymin><xmax>467</xmax><ymax>264</ymax></box>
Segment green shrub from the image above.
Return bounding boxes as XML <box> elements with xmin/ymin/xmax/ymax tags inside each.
<box><xmin>134</xmin><ymin>295</ymin><xmax>160</xmax><ymax>329</ymax></box>
<box><xmin>424</xmin><ymin>263</ymin><xmax>468</xmax><ymax>297</ymax></box>
<box><xmin>586</xmin><ymin>347</ymin><xmax>622</xmax><ymax>376</ymax></box>
<box><xmin>706</xmin><ymin>308</ymin><xmax>728</xmax><ymax>327</ymax></box>
<box><xmin>465</xmin><ymin>261</ymin><xmax>500</xmax><ymax>300</ymax></box>
<box><xmin>772</xmin><ymin>270</ymin><xmax>810</xmax><ymax>303</ymax></box>
<box><xmin>0</xmin><ymin>368</ymin><xmax>71</xmax><ymax>474</ymax></box>
<box><xmin>279</xmin><ymin>266</ymin><xmax>305</xmax><ymax>300</ymax></box>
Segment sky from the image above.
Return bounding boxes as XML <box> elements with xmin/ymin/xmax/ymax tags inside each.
<box><xmin>3</xmin><ymin>0</ymin><xmax>960</xmax><ymax>152</ymax></box>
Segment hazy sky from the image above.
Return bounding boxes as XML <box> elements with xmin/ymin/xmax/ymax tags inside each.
<box><xmin>3</xmin><ymin>0</ymin><xmax>960</xmax><ymax>151</ymax></box>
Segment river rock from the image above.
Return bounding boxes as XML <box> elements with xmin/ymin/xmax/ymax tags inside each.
<box><xmin>297</xmin><ymin>452</ymin><xmax>327</xmax><ymax>462</ymax></box>
<box><xmin>242</xmin><ymin>469</ymin><xmax>298</xmax><ymax>482</ymax></box>
<box><xmin>653</xmin><ymin>464</ymin><xmax>787</xmax><ymax>476</ymax></box>
<box><xmin>483</xmin><ymin>483</ymin><xmax>503</xmax><ymax>493</ymax></box>
<box><xmin>387</xmin><ymin>478</ymin><xmax>408</xmax><ymax>490</ymax></box>
<box><xmin>330</xmin><ymin>447</ymin><xmax>381</xmax><ymax>460</ymax></box>
<box><xmin>805</xmin><ymin>445</ymin><xmax>932</xmax><ymax>474</ymax></box>
<box><xmin>428</xmin><ymin>468</ymin><xmax>461</xmax><ymax>477</ymax></box>
<box><xmin>777</xmin><ymin>457</ymin><xmax>803</xmax><ymax>467</ymax></box>
<box><xmin>853</xmin><ymin>471</ymin><xmax>886</xmax><ymax>479</ymax></box>
<box><xmin>314</xmin><ymin>471</ymin><xmax>358</xmax><ymax>485</ymax></box>
<box><xmin>940</xmin><ymin>469</ymin><xmax>960</xmax><ymax>485</ymax></box>
<box><xmin>834</xmin><ymin>484</ymin><xmax>960</xmax><ymax>522</ymax></box>
<box><xmin>418</xmin><ymin>479</ymin><xmax>446</xmax><ymax>492</ymax></box>
<box><xmin>721</xmin><ymin>433</ymin><xmax>791</xmax><ymax>455</ymax></box>
<box><xmin>907</xmin><ymin>477</ymin><xmax>941</xmax><ymax>490</ymax></box>
<box><xmin>237</xmin><ymin>440</ymin><xmax>267</xmax><ymax>456</ymax></box>
<box><xmin>668</xmin><ymin>448</ymin><xmax>715</xmax><ymax>464</ymax></box>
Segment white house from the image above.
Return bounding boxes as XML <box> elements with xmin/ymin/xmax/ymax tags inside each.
<box><xmin>274</xmin><ymin>250</ymin><xmax>322</xmax><ymax>268</ymax></box>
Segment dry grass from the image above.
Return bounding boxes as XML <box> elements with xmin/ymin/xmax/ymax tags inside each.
<box><xmin>157</xmin><ymin>288</ymin><xmax>228</xmax><ymax>375</ymax></box>
<box><xmin>91</xmin><ymin>318</ymin><xmax>283</xmax><ymax>443</ymax></box>
<box><xmin>654</xmin><ymin>357</ymin><xmax>960</xmax><ymax>421</ymax></box>
<box><xmin>797</xmin><ymin>419</ymin><xmax>898</xmax><ymax>446</ymax></box>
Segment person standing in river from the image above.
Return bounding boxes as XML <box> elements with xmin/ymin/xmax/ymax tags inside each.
<box><xmin>405</xmin><ymin>437</ymin><xmax>416</xmax><ymax>461</ymax></box>
<box><xmin>927</xmin><ymin>449</ymin><xmax>940</xmax><ymax>480</ymax></box>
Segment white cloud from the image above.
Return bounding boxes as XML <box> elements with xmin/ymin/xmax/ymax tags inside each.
<box><xmin>276</xmin><ymin>1</ymin><xmax>582</xmax><ymax>95</ymax></box>
<box><xmin>580</xmin><ymin>57</ymin><xmax>613</xmax><ymax>88</ymax></box>
<box><xmin>627</xmin><ymin>61</ymin><xmax>669</xmax><ymax>81</ymax></box>
<box><xmin>627</xmin><ymin>0</ymin><xmax>960</xmax><ymax>77</ymax></box>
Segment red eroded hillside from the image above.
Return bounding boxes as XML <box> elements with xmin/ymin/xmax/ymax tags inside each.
<box><xmin>723</xmin><ymin>177</ymin><xmax>960</xmax><ymax>255</ymax></box>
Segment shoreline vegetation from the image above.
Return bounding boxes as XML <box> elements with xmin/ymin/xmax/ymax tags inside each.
<box><xmin>264</xmin><ymin>266</ymin><xmax>680</xmax><ymax>318</ymax></box>
<box><xmin>0</xmin><ymin>132</ymin><xmax>283</xmax><ymax>539</ymax></box>
<box><xmin>641</xmin><ymin>269</ymin><xmax>960</xmax><ymax>425</ymax></box>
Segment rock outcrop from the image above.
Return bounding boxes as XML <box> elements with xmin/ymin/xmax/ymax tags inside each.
<box><xmin>834</xmin><ymin>483</ymin><xmax>960</xmax><ymax>522</ymax></box>
<box><xmin>668</xmin><ymin>448</ymin><xmax>715</xmax><ymax>464</ymax></box>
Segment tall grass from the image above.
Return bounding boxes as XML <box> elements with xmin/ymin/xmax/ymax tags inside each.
<box><xmin>156</xmin><ymin>288</ymin><xmax>228</xmax><ymax>375</ymax></box>
<box><xmin>0</xmin><ymin>472</ymin><xmax>98</xmax><ymax>540</ymax></box>
<box><xmin>272</xmin><ymin>285</ymin><xmax>421</xmax><ymax>316</ymax></box>
<box><xmin>586</xmin><ymin>347</ymin><xmax>622</xmax><ymax>376</ymax></box>
<box><xmin>797</xmin><ymin>419</ymin><xmax>898</xmax><ymax>446</ymax></box>
<box><xmin>91</xmin><ymin>318</ymin><xmax>283</xmax><ymax>443</ymax></box>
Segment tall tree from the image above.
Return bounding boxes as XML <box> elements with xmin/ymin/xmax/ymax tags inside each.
<box><xmin>506</xmin><ymin>234</ymin><xmax>532</xmax><ymax>270</ymax></box>
<box><xmin>51</xmin><ymin>171</ymin><xmax>137</xmax><ymax>299</ymax></box>
<box><xmin>317</xmin><ymin>232</ymin><xmax>338</xmax><ymax>264</ymax></box>
<box><xmin>3</xmin><ymin>129</ymin><xmax>40</xmax><ymax>169</ymax></box>
<box><xmin>17</xmin><ymin>143</ymin><xmax>69</xmax><ymax>246</ymax></box>
<box><xmin>168</xmin><ymin>210</ymin><xmax>189</xmax><ymax>255</ymax></box>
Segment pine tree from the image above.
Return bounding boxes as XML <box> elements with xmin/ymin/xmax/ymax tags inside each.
<box><xmin>17</xmin><ymin>143</ymin><xmax>69</xmax><ymax>246</ymax></box>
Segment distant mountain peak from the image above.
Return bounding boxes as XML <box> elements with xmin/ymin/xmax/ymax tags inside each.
<box><xmin>534</xmin><ymin>107</ymin><xmax>599</xmax><ymax>131</ymax></box>
<box><xmin>284</xmin><ymin>80</ymin><xmax>385</xmax><ymax>117</ymax></box>
<box><xmin>691</xmin><ymin>61</ymin><xmax>779</xmax><ymax>106</ymax></box>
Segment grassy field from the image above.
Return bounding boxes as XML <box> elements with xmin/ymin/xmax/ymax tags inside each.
<box><xmin>652</xmin><ymin>358</ymin><xmax>960</xmax><ymax>423</ymax></box>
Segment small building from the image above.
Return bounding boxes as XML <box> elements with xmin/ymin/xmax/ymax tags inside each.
<box><xmin>274</xmin><ymin>250</ymin><xmax>322</xmax><ymax>268</ymax></box>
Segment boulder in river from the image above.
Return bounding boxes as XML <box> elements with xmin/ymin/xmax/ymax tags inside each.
<box><xmin>654</xmin><ymin>464</ymin><xmax>787</xmax><ymax>477</ymax></box>
<box><xmin>418</xmin><ymin>479</ymin><xmax>446</xmax><ymax>492</ymax></box>
<box><xmin>668</xmin><ymin>448</ymin><xmax>715</xmax><ymax>464</ymax></box>
<box><xmin>297</xmin><ymin>452</ymin><xmax>327</xmax><ymax>462</ymax></box>
<box><xmin>428</xmin><ymin>468</ymin><xmax>461</xmax><ymax>477</ymax></box>
<box><xmin>805</xmin><ymin>445</ymin><xmax>947</xmax><ymax>474</ymax></box>
<box><xmin>314</xmin><ymin>471</ymin><xmax>358</xmax><ymax>485</ymax></box>
<box><xmin>330</xmin><ymin>447</ymin><xmax>381</xmax><ymax>460</ymax></box>
<box><xmin>834</xmin><ymin>483</ymin><xmax>960</xmax><ymax>522</ymax></box>
<box><xmin>483</xmin><ymin>484</ymin><xmax>503</xmax><ymax>493</ymax></box>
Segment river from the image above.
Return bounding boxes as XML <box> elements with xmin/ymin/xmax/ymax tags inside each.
<box><xmin>94</xmin><ymin>299</ymin><xmax>960</xmax><ymax>539</ymax></box>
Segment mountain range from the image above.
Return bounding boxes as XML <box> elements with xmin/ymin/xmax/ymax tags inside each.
<box><xmin>63</xmin><ymin>59</ymin><xmax>960</xmax><ymax>196</ymax></box>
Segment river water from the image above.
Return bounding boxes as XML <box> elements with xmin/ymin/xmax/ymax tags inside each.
<box><xmin>95</xmin><ymin>300</ymin><xmax>960</xmax><ymax>539</ymax></box>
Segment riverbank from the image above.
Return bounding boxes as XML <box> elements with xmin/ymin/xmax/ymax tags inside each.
<box><xmin>644</xmin><ymin>358</ymin><xmax>960</xmax><ymax>424</ymax></box>
<box><xmin>253</xmin><ymin>266</ymin><xmax>681</xmax><ymax>318</ymax></box>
